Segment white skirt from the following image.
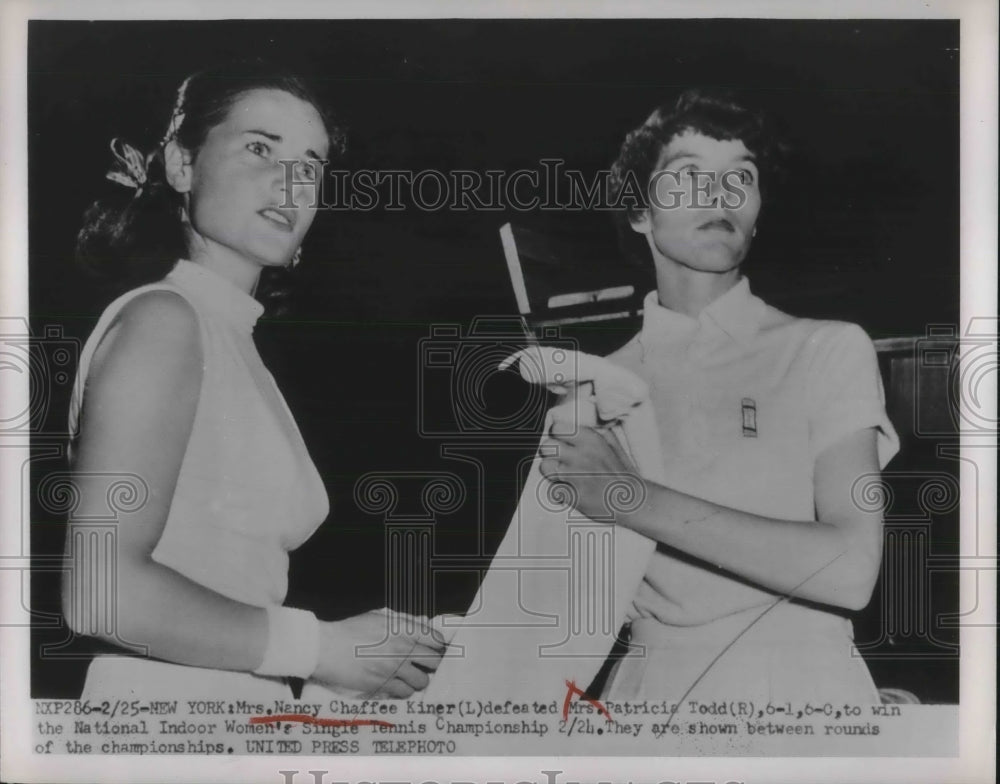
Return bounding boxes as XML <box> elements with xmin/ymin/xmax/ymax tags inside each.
<box><xmin>605</xmin><ymin>601</ymin><xmax>880</xmax><ymax>705</ymax></box>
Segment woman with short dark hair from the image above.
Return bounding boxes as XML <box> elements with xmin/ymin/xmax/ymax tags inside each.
<box><xmin>541</xmin><ymin>89</ymin><xmax>898</xmax><ymax>703</ymax></box>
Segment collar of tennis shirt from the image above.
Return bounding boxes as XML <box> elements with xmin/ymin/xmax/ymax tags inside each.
<box><xmin>167</xmin><ymin>259</ymin><xmax>266</xmax><ymax>334</ymax></box>
<box><xmin>639</xmin><ymin>276</ymin><xmax>764</xmax><ymax>349</ymax></box>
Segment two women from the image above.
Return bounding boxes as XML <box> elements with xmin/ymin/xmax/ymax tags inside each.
<box><xmin>66</xmin><ymin>70</ymin><xmax>894</xmax><ymax>707</ymax></box>
<box><xmin>540</xmin><ymin>90</ymin><xmax>898</xmax><ymax>704</ymax></box>
<box><xmin>64</xmin><ymin>62</ymin><xmax>443</xmax><ymax>701</ymax></box>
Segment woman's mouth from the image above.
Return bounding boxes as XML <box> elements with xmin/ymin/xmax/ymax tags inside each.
<box><xmin>258</xmin><ymin>207</ymin><xmax>296</xmax><ymax>232</ymax></box>
<box><xmin>698</xmin><ymin>218</ymin><xmax>735</xmax><ymax>232</ymax></box>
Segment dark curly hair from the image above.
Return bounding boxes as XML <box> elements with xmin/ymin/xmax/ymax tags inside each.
<box><xmin>609</xmin><ymin>88</ymin><xmax>786</xmax><ymax>270</ymax></box>
<box><xmin>76</xmin><ymin>59</ymin><xmax>347</xmax><ymax>315</ymax></box>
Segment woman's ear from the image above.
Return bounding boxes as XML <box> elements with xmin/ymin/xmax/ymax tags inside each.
<box><xmin>628</xmin><ymin>209</ymin><xmax>651</xmax><ymax>235</ymax></box>
<box><xmin>163</xmin><ymin>139</ymin><xmax>193</xmax><ymax>193</ymax></box>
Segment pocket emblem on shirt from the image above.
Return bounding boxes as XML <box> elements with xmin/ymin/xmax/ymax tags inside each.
<box><xmin>741</xmin><ymin>397</ymin><xmax>758</xmax><ymax>437</ymax></box>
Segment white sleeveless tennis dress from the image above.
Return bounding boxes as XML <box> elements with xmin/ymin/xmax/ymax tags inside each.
<box><xmin>68</xmin><ymin>260</ymin><xmax>329</xmax><ymax>701</ymax></box>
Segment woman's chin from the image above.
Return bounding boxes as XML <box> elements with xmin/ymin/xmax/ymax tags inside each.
<box><xmin>681</xmin><ymin>253</ymin><xmax>744</xmax><ymax>275</ymax></box>
<box><xmin>252</xmin><ymin>252</ymin><xmax>296</xmax><ymax>270</ymax></box>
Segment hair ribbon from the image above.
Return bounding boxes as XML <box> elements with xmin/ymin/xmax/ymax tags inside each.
<box><xmin>104</xmin><ymin>75</ymin><xmax>193</xmax><ymax>194</ymax></box>
<box><xmin>105</xmin><ymin>138</ymin><xmax>150</xmax><ymax>192</ymax></box>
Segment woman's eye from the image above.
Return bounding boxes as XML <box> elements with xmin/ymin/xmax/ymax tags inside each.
<box><xmin>247</xmin><ymin>140</ymin><xmax>270</xmax><ymax>158</ymax></box>
<box><xmin>738</xmin><ymin>169</ymin><xmax>756</xmax><ymax>185</ymax></box>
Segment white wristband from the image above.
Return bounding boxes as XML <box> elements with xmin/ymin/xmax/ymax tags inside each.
<box><xmin>253</xmin><ymin>606</ymin><xmax>320</xmax><ymax>679</ymax></box>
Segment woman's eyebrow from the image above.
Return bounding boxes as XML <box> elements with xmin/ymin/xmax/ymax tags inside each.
<box><xmin>660</xmin><ymin>150</ymin><xmax>700</xmax><ymax>167</ymax></box>
<box><xmin>244</xmin><ymin>128</ymin><xmax>281</xmax><ymax>142</ymax></box>
<box><xmin>660</xmin><ymin>150</ymin><xmax>759</xmax><ymax>168</ymax></box>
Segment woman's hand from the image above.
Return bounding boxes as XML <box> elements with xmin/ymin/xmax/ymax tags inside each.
<box><xmin>538</xmin><ymin>423</ymin><xmax>644</xmax><ymax>524</ymax></box>
<box><xmin>312</xmin><ymin>610</ymin><xmax>446</xmax><ymax>699</ymax></box>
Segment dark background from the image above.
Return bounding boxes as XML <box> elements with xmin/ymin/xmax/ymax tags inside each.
<box><xmin>28</xmin><ymin>19</ymin><xmax>960</xmax><ymax>701</ymax></box>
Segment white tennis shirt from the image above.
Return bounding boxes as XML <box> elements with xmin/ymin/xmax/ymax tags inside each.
<box><xmin>607</xmin><ymin>278</ymin><xmax>900</xmax><ymax>626</ymax></box>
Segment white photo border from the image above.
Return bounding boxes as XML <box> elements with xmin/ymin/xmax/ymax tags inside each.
<box><xmin>1</xmin><ymin>1</ymin><xmax>995</xmax><ymax>782</ymax></box>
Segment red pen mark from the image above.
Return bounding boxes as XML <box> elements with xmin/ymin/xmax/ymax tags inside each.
<box><xmin>562</xmin><ymin>680</ymin><xmax>613</xmax><ymax>723</ymax></box>
<box><xmin>250</xmin><ymin>714</ymin><xmax>395</xmax><ymax>729</ymax></box>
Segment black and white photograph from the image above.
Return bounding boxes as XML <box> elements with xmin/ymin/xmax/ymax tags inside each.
<box><xmin>1</xmin><ymin>1</ymin><xmax>995</xmax><ymax>782</ymax></box>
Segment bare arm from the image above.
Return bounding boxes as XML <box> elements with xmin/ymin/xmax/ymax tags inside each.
<box><xmin>62</xmin><ymin>291</ymin><xmax>269</xmax><ymax>670</ymax></box>
<box><xmin>62</xmin><ymin>291</ymin><xmax>444</xmax><ymax>694</ymax></box>
<box><xmin>541</xmin><ymin>426</ymin><xmax>884</xmax><ymax>611</ymax></box>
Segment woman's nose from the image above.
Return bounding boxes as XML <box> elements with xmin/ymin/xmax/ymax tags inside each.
<box><xmin>270</xmin><ymin>159</ymin><xmax>293</xmax><ymax>199</ymax></box>
<box><xmin>691</xmin><ymin>172</ymin><xmax>722</xmax><ymax>208</ymax></box>
<box><xmin>272</xmin><ymin>160</ymin><xmax>315</xmax><ymax>207</ymax></box>
<box><xmin>707</xmin><ymin>172</ymin><xmax>726</xmax><ymax>206</ymax></box>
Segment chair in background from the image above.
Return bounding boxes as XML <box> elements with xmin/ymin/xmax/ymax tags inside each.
<box><xmin>500</xmin><ymin>221</ymin><xmax>645</xmax><ymax>356</ymax></box>
<box><xmin>862</xmin><ymin>332</ymin><xmax>961</xmax><ymax>704</ymax></box>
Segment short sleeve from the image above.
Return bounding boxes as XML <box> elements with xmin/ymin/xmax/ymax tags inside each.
<box><xmin>805</xmin><ymin>323</ymin><xmax>900</xmax><ymax>468</ymax></box>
